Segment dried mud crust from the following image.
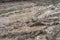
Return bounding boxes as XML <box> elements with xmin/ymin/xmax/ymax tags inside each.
<box><xmin>0</xmin><ymin>1</ymin><xmax>60</xmax><ymax>40</ymax></box>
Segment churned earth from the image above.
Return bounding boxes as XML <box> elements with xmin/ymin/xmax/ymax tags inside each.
<box><xmin>0</xmin><ymin>1</ymin><xmax>60</xmax><ymax>40</ymax></box>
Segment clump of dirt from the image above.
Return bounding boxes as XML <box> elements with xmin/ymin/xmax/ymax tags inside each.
<box><xmin>0</xmin><ymin>1</ymin><xmax>60</xmax><ymax>40</ymax></box>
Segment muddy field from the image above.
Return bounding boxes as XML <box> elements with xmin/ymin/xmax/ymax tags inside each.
<box><xmin>0</xmin><ymin>1</ymin><xmax>60</xmax><ymax>40</ymax></box>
